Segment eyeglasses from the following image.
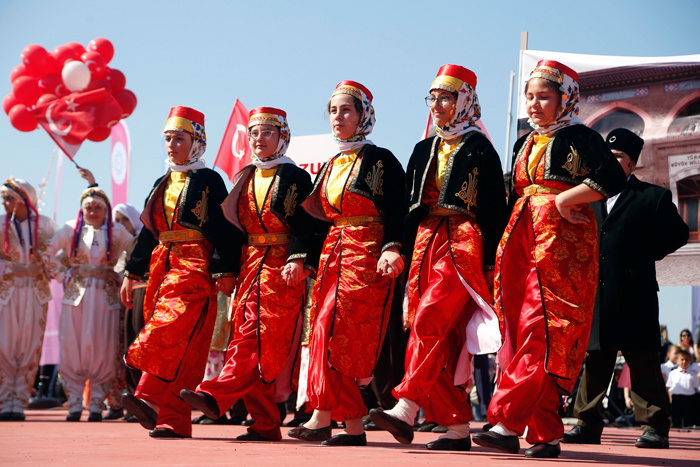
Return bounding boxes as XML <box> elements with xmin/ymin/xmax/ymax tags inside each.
<box><xmin>425</xmin><ymin>95</ymin><xmax>455</xmax><ymax>107</ymax></box>
<box><xmin>249</xmin><ymin>130</ymin><xmax>279</xmax><ymax>139</ymax></box>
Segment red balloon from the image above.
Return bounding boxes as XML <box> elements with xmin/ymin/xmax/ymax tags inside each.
<box><xmin>106</xmin><ymin>68</ymin><xmax>126</xmax><ymax>94</ymax></box>
<box><xmin>10</xmin><ymin>64</ymin><xmax>31</xmax><ymax>83</ymax></box>
<box><xmin>86</xmin><ymin>78</ymin><xmax>112</xmax><ymax>94</ymax></box>
<box><xmin>8</xmin><ymin>104</ymin><xmax>37</xmax><ymax>132</ymax></box>
<box><xmin>21</xmin><ymin>44</ymin><xmax>52</xmax><ymax>77</ymax></box>
<box><xmin>12</xmin><ymin>75</ymin><xmax>42</xmax><ymax>106</ymax></box>
<box><xmin>52</xmin><ymin>44</ymin><xmax>80</xmax><ymax>67</ymax></box>
<box><xmin>81</xmin><ymin>51</ymin><xmax>107</xmax><ymax>79</ymax></box>
<box><xmin>114</xmin><ymin>89</ymin><xmax>137</xmax><ymax>118</ymax></box>
<box><xmin>3</xmin><ymin>93</ymin><xmax>20</xmax><ymax>115</ymax></box>
<box><xmin>86</xmin><ymin>125</ymin><xmax>111</xmax><ymax>142</ymax></box>
<box><xmin>66</xmin><ymin>41</ymin><xmax>86</xmax><ymax>56</ymax></box>
<box><xmin>87</xmin><ymin>37</ymin><xmax>114</xmax><ymax>64</ymax></box>
<box><xmin>39</xmin><ymin>73</ymin><xmax>62</xmax><ymax>94</ymax></box>
<box><xmin>36</xmin><ymin>93</ymin><xmax>58</xmax><ymax>106</ymax></box>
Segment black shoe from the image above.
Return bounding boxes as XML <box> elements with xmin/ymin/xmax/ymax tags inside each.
<box><xmin>88</xmin><ymin>411</ymin><xmax>103</xmax><ymax>422</ymax></box>
<box><xmin>229</xmin><ymin>415</ymin><xmax>247</xmax><ymax>425</ymax></box>
<box><xmin>472</xmin><ymin>431</ymin><xmax>520</xmax><ymax>454</ymax></box>
<box><xmin>0</xmin><ymin>413</ymin><xmax>11</xmax><ymax>421</ymax></box>
<box><xmin>426</xmin><ymin>436</ymin><xmax>471</xmax><ymax>451</ymax></box>
<box><xmin>237</xmin><ymin>430</ymin><xmax>277</xmax><ymax>442</ymax></box>
<box><xmin>148</xmin><ymin>427</ymin><xmax>188</xmax><ymax>438</ymax></box>
<box><xmin>322</xmin><ymin>432</ymin><xmax>367</xmax><ymax>446</ymax></box>
<box><xmin>561</xmin><ymin>425</ymin><xmax>601</xmax><ymax>444</ymax></box>
<box><xmin>431</xmin><ymin>424</ymin><xmax>448</xmax><ymax>433</ymax></box>
<box><xmin>11</xmin><ymin>412</ymin><xmax>25</xmax><ymax>421</ymax></box>
<box><xmin>66</xmin><ymin>412</ymin><xmax>81</xmax><ymax>422</ymax></box>
<box><xmin>369</xmin><ymin>409</ymin><xmax>414</xmax><ymax>444</ymax></box>
<box><xmin>200</xmin><ymin>415</ymin><xmax>229</xmax><ymax>425</ymax></box>
<box><xmin>525</xmin><ymin>442</ymin><xmax>561</xmax><ymax>458</ymax></box>
<box><xmin>103</xmin><ymin>408</ymin><xmax>124</xmax><ymax>420</ymax></box>
<box><xmin>121</xmin><ymin>393</ymin><xmax>157</xmax><ymax>430</ymax></box>
<box><xmin>123</xmin><ymin>413</ymin><xmax>139</xmax><ymax>423</ymax></box>
<box><xmin>242</xmin><ymin>418</ymin><xmax>255</xmax><ymax>426</ymax></box>
<box><xmin>416</xmin><ymin>421</ymin><xmax>438</xmax><ymax>432</ymax></box>
<box><xmin>286</xmin><ymin>416</ymin><xmax>310</xmax><ymax>427</ymax></box>
<box><xmin>363</xmin><ymin>420</ymin><xmax>381</xmax><ymax>431</ymax></box>
<box><xmin>482</xmin><ymin>422</ymin><xmax>493</xmax><ymax>431</ymax></box>
<box><xmin>179</xmin><ymin>389</ymin><xmax>220</xmax><ymax>420</ymax></box>
<box><xmin>635</xmin><ymin>430</ymin><xmax>669</xmax><ymax>449</ymax></box>
<box><xmin>287</xmin><ymin>424</ymin><xmax>332</xmax><ymax>442</ymax></box>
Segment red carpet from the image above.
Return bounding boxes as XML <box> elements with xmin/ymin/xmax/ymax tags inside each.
<box><xmin>1</xmin><ymin>409</ymin><xmax>698</xmax><ymax>466</ymax></box>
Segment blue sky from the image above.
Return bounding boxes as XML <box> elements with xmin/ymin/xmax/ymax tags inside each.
<box><xmin>1</xmin><ymin>0</ymin><xmax>698</xmax><ymax>341</ymax></box>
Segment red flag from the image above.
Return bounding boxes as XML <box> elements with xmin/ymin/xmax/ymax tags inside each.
<box><xmin>214</xmin><ymin>99</ymin><xmax>250</xmax><ymax>182</ymax></box>
<box><xmin>30</xmin><ymin>89</ymin><xmax>123</xmax><ymax>160</ymax></box>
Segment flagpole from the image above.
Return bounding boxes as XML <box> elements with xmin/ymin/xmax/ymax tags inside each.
<box><xmin>504</xmin><ymin>70</ymin><xmax>515</xmax><ymax>171</ymax></box>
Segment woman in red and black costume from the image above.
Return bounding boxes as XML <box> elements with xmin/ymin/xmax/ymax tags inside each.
<box><xmin>180</xmin><ymin>107</ymin><xmax>318</xmax><ymax>442</ymax></box>
<box><xmin>370</xmin><ymin>64</ymin><xmax>507</xmax><ymax>451</ymax></box>
<box><xmin>288</xmin><ymin>81</ymin><xmax>406</xmax><ymax>446</ymax></box>
<box><xmin>472</xmin><ymin>60</ymin><xmax>626</xmax><ymax>458</ymax></box>
<box><xmin>119</xmin><ymin>106</ymin><xmax>243</xmax><ymax>439</ymax></box>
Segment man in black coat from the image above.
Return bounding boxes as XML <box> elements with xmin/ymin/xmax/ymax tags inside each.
<box><xmin>562</xmin><ymin>128</ymin><xmax>689</xmax><ymax>449</ymax></box>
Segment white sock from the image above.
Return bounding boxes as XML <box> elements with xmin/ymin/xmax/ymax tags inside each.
<box><xmin>384</xmin><ymin>397</ymin><xmax>419</xmax><ymax>426</ymax></box>
<box><xmin>439</xmin><ymin>423</ymin><xmax>470</xmax><ymax>440</ymax></box>
<box><xmin>491</xmin><ymin>422</ymin><xmax>517</xmax><ymax>437</ymax></box>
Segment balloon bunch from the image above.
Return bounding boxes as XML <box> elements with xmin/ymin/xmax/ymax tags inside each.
<box><xmin>3</xmin><ymin>38</ymin><xmax>137</xmax><ymax>142</ymax></box>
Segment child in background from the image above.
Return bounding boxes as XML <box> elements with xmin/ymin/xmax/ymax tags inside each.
<box><xmin>666</xmin><ymin>347</ymin><xmax>699</xmax><ymax>428</ymax></box>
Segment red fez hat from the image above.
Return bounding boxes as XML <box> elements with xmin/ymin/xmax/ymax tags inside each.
<box><xmin>432</xmin><ymin>64</ymin><xmax>477</xmax><ymax>90</ymax></box>
<box><xmin>167</xmin><ymin>106</ymin><xmax>205</xmax><ymax>125</ymax></box>
<box><xmin>333</xmin><ymin>80</ymin><xmax>373</xmax><ymax>102</ymax></box>
<box><xmin>248</xmin><ymin>107</ymin><xmax>287</xmax><ymax>127</ymax></box>
<box><xmin>532</xmin><ymin>60</ymin><xmax>579</xmax><ymax>83</ymax></box>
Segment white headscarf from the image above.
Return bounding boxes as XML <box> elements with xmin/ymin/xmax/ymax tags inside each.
<box><xmin>112</xmin><ymin>203</ymin><xmax>143</xmax><ymax>235</ymax></box>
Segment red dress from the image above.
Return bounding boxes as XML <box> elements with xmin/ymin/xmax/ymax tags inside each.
<box><xmin>307</xmin><ymin>153</ymin><xmax>395</xmax><ymax>422</ymax></box>
<box><xmin>488</xmin><ymin>139</ymin><xmax>599</xmax><ymax>444</ymax></box>
<box><xmin>127</xmin><ymin>188</ymin><xmax>218</xmax><ymax>438</ymax></box>
<box><xmin>196</xmin><ymin>171</ymin><xmax>304</xmax><ymax>440</ymax></box>
<box><xmin>394</xmin><ymin>172</ymin><xmax>500</xmax><ymax>426</ymax></box>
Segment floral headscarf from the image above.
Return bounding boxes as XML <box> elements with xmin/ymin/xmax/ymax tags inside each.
<box><xmin>163</xmin><ymin>106</ymin><xmax>207</xmax><ymax>172</ymax></box>
<box><xmin>331</xmin><ymin>81</ymin><xmax>376</xmax><ymax>153</ymax></box>
<box><xmin>1</xmin><ymin>177</ymin><xmax>39</xmax><ymax>254</ymax></box>
<box><xmin>527</xmin><ymin>60</ymin><xmax>583</xmax><ymax>136</ymax></box>
<box><xmin>248</xmin><ymin>107</ymin><xmax>294</xmax><ymax>169</ymax></box>
<box><xmin>430</xmin><ymin>64</ymin><xmax>483</xmax><ymax>140</ymax></box>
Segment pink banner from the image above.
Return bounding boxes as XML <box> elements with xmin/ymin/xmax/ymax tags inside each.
<box><xmin>110</xmin><ymin>121</ymin><xmax>130</xmax><ymax>205</ymax></box>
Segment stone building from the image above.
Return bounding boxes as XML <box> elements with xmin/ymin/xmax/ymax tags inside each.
<box><xmin>518</xmin><ymin>61</ymin><xmax>700</xmax><ymax>286</ymax></box>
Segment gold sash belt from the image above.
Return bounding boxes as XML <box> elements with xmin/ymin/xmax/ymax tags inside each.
<box><xmin>428</xmin><ymin>204</ymin><xmax>459</xmax><ymax>216</ymax></box>
<box><xmin>248</xmin><ymin>232</ymin><xmax>292</xmax><ymax>246</ymax></box>
<box><xmin>522</xmin><ymin>185</ymin><xmax>563</xmax><ymax>196</ymax></box>
<box><xmin>334</xmin><ymin>215</ymin><xmax>381</xmax><ymax>227</ymax></box>
<box><xmin>159</xmin><ymin>229</ymin><xmax>206</xmax><ymax>244</ymax></box>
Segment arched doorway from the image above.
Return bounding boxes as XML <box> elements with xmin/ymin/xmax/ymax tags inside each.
<box><xmin>590</xmin><ymin>109</ymin><xmax>645</xmax><ymax>139</ymax></box>
<box><xmin>668</xmin><ymin>98</ymin><xmax>700</xmax><ymax>136</ymax></box>
<box><xmin>678</xmin><ymin>174</ymin><xmax>700</xmax><ymax>242</ymax></box>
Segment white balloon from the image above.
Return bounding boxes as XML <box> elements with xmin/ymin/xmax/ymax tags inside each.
<box><xmin>61</xmin><ymin>60</ymin><xmax>91</xmax><ymax>92</ymax></box>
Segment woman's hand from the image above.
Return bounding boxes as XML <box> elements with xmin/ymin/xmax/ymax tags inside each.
<box><xmin>120</xmin><ymin>276</ymin><xmax>133</xmax><ymax>309</ymax></box>
<box><xmin>282</xmin><ymin>259</ymin><xmax>309</xmax><ymax>286</ymax></box>
<box><xmin>78</xmin><ymin>167</ymin><xmax>96</xmax><ymax>186</ymax></box>
<box><xmin>377</xmin><ymin>246</ymin><xmax>404</xmax><ymax>279</ymax></box>
<box><xmin>216</xmin><ymin>276</ymin><xmax>236</xmax><ymax>296</ymax></box>
<box><xmin>554</xmin><ymin>184</ymin><xmax>603</xmax><ymax>224</ymax></box>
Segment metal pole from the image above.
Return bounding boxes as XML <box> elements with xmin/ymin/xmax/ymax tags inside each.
<box><xmin>505</xmin><ymin>70</ymin><xmax>515</xmax><ymax>171</ymax></box>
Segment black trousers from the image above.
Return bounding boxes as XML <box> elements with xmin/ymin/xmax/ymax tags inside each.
<box><xmin>573</xmin><ymin>349</ymin><xmax>670</xmax><ymax>436</ymax></box>
<box><xmin>670</xmin><ymin>393</ymin><xmax>699</xmax><ymax>428</ymax></box>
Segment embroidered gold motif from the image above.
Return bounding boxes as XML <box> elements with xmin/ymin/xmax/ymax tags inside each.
<box><xmin>455</xmin><ymin>168</ymin><xmax>478</xmax><ymax>209</ymax></box>
<box><xmin>283</xmin><ymin>184</ymin><xmax>298</xmax><ymax>218</ymax></box>
<box><xmin>563</xmin><ymin>145</ymin><xmax>589</xmax><ymax>177</ymax></box>
<box><xmin>191</xmin><ymin>187</ymin><xmax>209</xmax><ymax>226</ymax></box>
<box><xmin>365</xmin><ymin>160</ymin><xmax>384</xmax><ymax>196</ymax></box>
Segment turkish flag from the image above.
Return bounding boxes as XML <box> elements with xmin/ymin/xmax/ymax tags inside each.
<box><xmin>214</xmin><ymin>99</ymin><xmax>250</xmax><ymax>182</ymax></box>
<box><xmin>31</xmin><ymin>89</ymin><xmax>123</xmax><ymax>160</ymax></box>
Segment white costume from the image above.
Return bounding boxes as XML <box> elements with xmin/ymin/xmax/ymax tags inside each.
<box><xmin>0</xmin><ymin>209</ymin><xmax>58</xmax><ymax>417</ymax></box>
<box><xmin>43</xmin><ymin>213</ymin><xmax>131</xmax><ymax>416</ymax></box>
